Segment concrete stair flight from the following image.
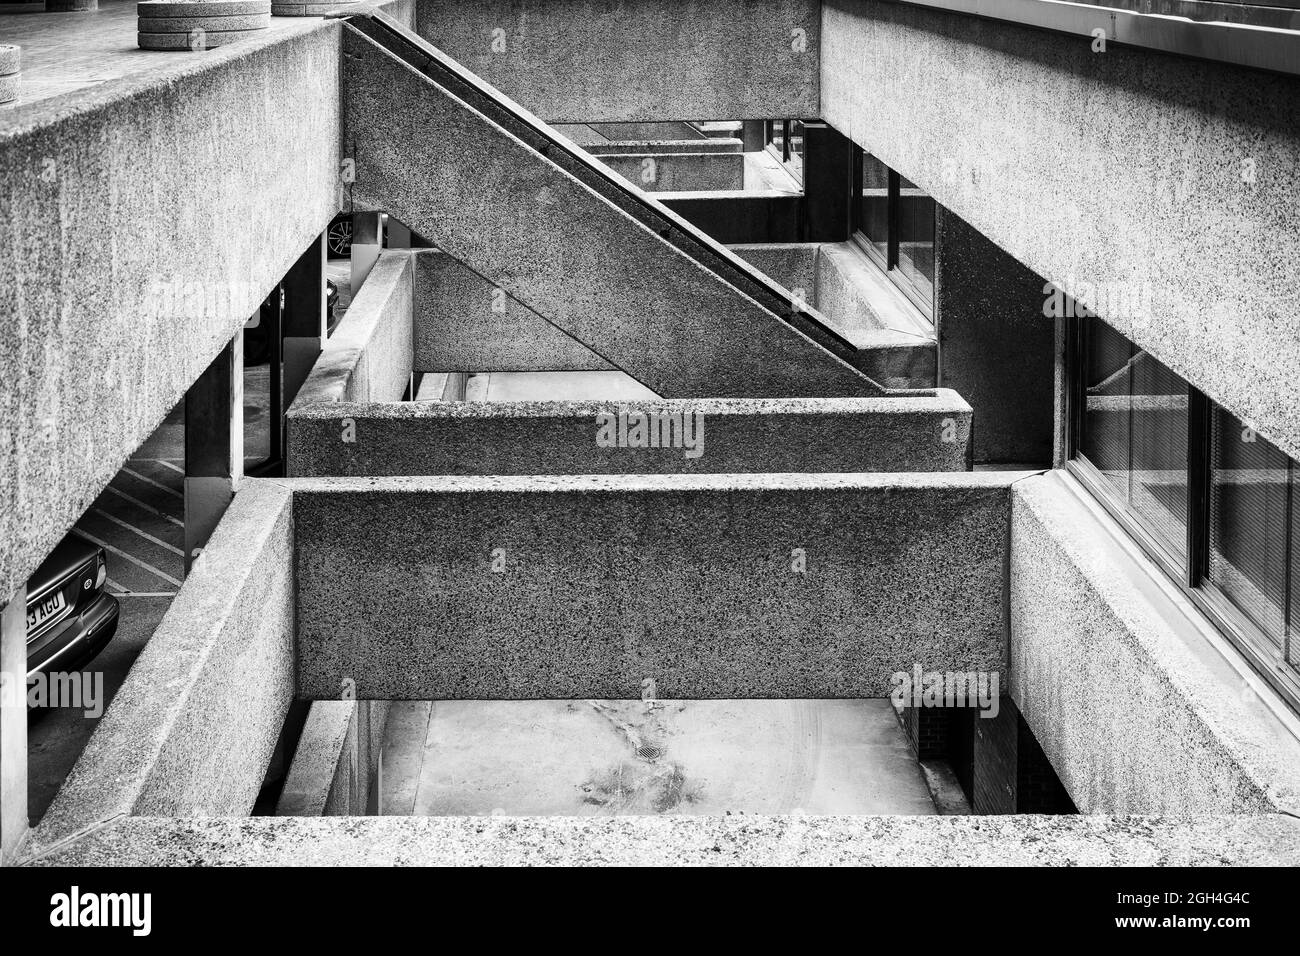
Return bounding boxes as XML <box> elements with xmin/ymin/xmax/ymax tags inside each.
<box><xmin>341</xmin><ymin>12</ymin><xmax>886</xmax><ymax>399</ymax></box>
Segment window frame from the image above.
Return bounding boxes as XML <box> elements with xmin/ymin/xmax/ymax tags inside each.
<box><xmin>850</xmin><ymin>147</ymin><xmax>934</xmax><ymax>318</ymax></box>
<box><xmin>1065</xmin><ymin>312</ymin><xmax>1300</xmax><ymax>711</ymax></box>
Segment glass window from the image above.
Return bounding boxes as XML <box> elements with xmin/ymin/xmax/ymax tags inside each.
<box><xmin>858</xmin><ymin>153</ymin><xmax>889</xmax><ymax>264</ymax></box>
<box><xmin>896</xmin><ymin>187</ymin><xmax>936</xmax><ymax>310</ymax></box>
<box><xmin>853</xmin><ymin>152</ymin><xmax>935</xmax><ymax>315</ymax></box>
<box><xmin>1208</xmin><ymin>406</ymin><xmax>1289</xmax><ymax>649</ymax></box>
<box><xmin>1080</xmin><ymin>320</ymin><xmax>1188</xmax><ymax>565</ymax></box>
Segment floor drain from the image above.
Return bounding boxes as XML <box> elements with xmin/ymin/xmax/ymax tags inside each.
<box><xmin>637</xmin><ymin>745</ymin><xmax>663</xmax><ymax>761</ymax></box>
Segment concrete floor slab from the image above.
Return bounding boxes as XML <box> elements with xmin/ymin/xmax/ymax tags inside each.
<box><xmin>381</xmin><ymin>699</ymin><xmax>937</xmax><ymax>817</ymax></box>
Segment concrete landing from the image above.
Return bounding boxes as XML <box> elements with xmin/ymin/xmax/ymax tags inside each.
<box><xmin>380</xmin><ymin>699</ymin><xmax>937</xmax><ymax>817</ymax></box>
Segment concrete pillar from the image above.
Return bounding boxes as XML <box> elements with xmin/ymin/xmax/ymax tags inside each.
<box><xmin>350</xmin><ymin>210</ymin><xmax>384</xmax><ymax>294</ymax></box>
<box><xmin>184</xmin><ymin>333</ymin><xmax>243</xmax><ymax>575</ymax></box>
<box><xmin>283</xmin><ymin>233</ymin><xmax>328</xmax><ymax>416</ymax></box>
<box><xmin>0</xmin><ymin>586</ymin><xmax>27</xmax><ymax>864</ymax></box>
<box><xmin>801</xmin><ymin>122</ymin><xmax>854</xmax><ymax>242</ymax></box>
<box><xmin>935</xmin><ymin>207</ymin><xmax>1055</xmax><ymax>465</ymax></box>
<box><xmin>741</xmin><ymin>120</ymin><xmax>766</xmax><ymax>153</ymax></box>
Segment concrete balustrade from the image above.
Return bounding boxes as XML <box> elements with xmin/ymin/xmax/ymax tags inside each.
<box><xmin>732</xmin><ymin>241</ymin><xmax>938</xmax><ymax>389</ymax></box>
<box><xmin>286</xmin><ymin>394</ymin><xmax>973</xmax><ymax>477</ymax></box>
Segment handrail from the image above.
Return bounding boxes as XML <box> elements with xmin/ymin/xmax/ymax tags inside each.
<box><xmin>339</xmin><ymin>9</ymin><xmax>869</xmax><ymax>365</ymax></box>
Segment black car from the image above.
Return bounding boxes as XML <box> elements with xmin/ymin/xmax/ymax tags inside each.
<box><xmin>243</xmin><ymin>280</ymin><xmax>339</xmax><ymax>366</ymax></box>
<box><xmin>25</xmin><ymin>534</ymin><xmax>119</xmax><ymax>678</ymax></box>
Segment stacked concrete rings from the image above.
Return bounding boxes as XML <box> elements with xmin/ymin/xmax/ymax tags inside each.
<box><xmin>138</xmin><ymin>0</ymin><xmax>272</xmax><ymax>51</ymax></box>
<box><xmin>0</xmin><ymin>46</ymin><xmax>19</xmax><ymax>106</ymax></box>
<box><xmin>271</xmin><ymin>0</ymin><xmax>362</xmax><ymax>15</ymax></box>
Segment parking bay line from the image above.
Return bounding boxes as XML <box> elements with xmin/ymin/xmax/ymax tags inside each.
<box><xmin>72</xmin><ymin>529</ymin><xmax>182</xmax><ymax>588</ymax></box>
<box><xmin>90</xmin><ymin>507</ymin><xmax>183</xmax><ymax>556</ymax></box>
<box><xmin>119</xmin><ymin>466</ymin><xmax>183</xmax><ymax>500</ymax></box>
<box><xmin>104</xmin><ymin>486</ymin><xmax>183</xmax><ymax>528</ymax></box>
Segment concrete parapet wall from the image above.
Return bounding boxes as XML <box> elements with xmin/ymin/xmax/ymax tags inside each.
<box><xmin>286</xmin><ymin>393</ymin><xmax>972</xmax><ymax>477</ymax></box>
<box><xmin>731</xmin><ymin>241</ymin><xmax>937</xmax><ymax>388</ymax></box>
<box><xmin>291</xmin><ymin>252</ymin><xmax>415</xmax><ymax>407</ymax></box>
<box><xmin>31</xmin><ymin>481</ymin><xmax>296</xmax><ymax>846</ymax></box>
<box><xmin>413</xmin><ymin>0</ymin><xmax>820</xmax><ymax>123</ymax></box>
<box><xmin>591</xmin><ymin>152</ymin><xmax>745</xmax><ymax>192</ymax></box>
<box><xmin>821</xmin><ymin>0</ymin><xmax>1300</xmax><ymax>461</ymax></box>
<box><xmin>411</xmin><ymin>250</ymin><xmax>610</xmax><ymax>373</ymax></box>
<box><xmin>290</xmin><ymin>473</ymin><xmax>1017</xmax><ymax>700</ymax></box>
<box><xmin>1009</xmin><ymin>471</ymin><xmax>1300</xmax><ymax>815</ymax></box>
<box><xmin>22</xmin><ymin>812</ymin><xmax>1300</xmax><ymax>866</ymax></box>
<box><xmin>277</xmin><ymin>700</ymin><xmax>390</xmax><ymax>817</ymax></box>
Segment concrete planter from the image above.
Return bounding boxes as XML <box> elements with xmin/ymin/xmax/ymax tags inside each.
<box><xmin>137</xmin><ymin>0</ymin><xmax>271</xmax><ymax>51</ymax></box>
<box><xmin>0</xmin><ymin>45</ymin><xmax>19</xmax><ymax>106</ymax></box>
<box><xmin>271</xmin><ymin>0</ymin><xmax>362</xmax><ymax>15</ymax></box>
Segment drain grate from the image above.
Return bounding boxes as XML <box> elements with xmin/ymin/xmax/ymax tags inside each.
<box><xmin>636</xmin><ymin>744</ymin><xmax>663</xmax><ymax>761</ymax></box>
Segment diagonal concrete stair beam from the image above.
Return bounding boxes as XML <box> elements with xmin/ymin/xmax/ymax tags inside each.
<box><xmin>341</xmin><ymin>15</ymin><xmax>885</xmax><ymax>398</ymax></box>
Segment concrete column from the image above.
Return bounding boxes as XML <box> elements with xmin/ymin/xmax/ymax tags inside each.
<box><xmin>350</xmin><ymin>210</ymin><xmax>384</xmax><ymax>294</ymax></box>
<box><xmin>184</xmin><ymin>333</ymin><xmax>243</xmax><ymax>575</ymax></box>
<box><xmin>283</xmin><ymin>233</ymin><xmax>328</xmax><ymax>414</ymax></box>
<box><xmin>0</xmin><ymin>586</ymin><xmax>27</xmax><ymax>864</ymax></box>
<box><xmin>741</xmin><ymin>120</ymin><xmax>766</xmax><ymax>153</ymax></box>
<box><xmin>801</xmin><ymin>121</ymin><xmax>854</xmax><ymax>242</ymax></box>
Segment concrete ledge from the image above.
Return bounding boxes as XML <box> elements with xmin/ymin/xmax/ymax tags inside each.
<box><xmin>412</xmin><ymin>250</ymin><xmax>610</xmax><ymax>373</ymax></box>
<box><xmin>290</xmin><ymin>251</ymin><xmax>414</xmax><ymax>407</ymax></box>
<box><xmin>21</xmin><ymin>813</ymin><xmax>1300</xmax><ymax>866</ymax></box>
<box><xmin>589</xmin><ymin>138</ymin><xmax>743</xmax><ymax>156</ymax></box>
<box><xmin>30</xmin><ymin>480</ymin><xmax>296</xmax><ymax>847</ymax></box>
<box><xmin>277</xmin><ymin>700</ymin><xmax>389</xmax><ymax>816</ymax></box>
<box><xmin>286</xmin><ymin>393</ymin><xmax>973</xmax><ymax>476</ymax></box>
<box><xmin>1010</xmin><ymin>471</ymin><xmax>1300</xmax><ymax>815</ymax></box>
<box><xmin>592</xmin><ymin>152</ymin><xmax>745</xmax><ymax>192</ymax></box>
<box><xmin>291</xmin><ymin>472</ymin><xmax>1020</xmax><ymax>700</ymax></box>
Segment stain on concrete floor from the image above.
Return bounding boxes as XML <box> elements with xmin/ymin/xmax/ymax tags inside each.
<box><xmin>380</xmin><ymin>699</ymin><xmax>937</xmax><ymax>817</ymax></box>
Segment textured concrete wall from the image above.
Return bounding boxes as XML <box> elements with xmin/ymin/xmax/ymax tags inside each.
<box><xmin>821</xmin><ymin>0</ymin><xmax>1300</xmax><ymax>460</ymax></box>
<box><xmin>936</xmin><ymin>209</ymin><xmax>1054</xmax><ymax>464</ymax></box>
<box><xmin>343</xmin><ymin>26</ymin><xmax>876</xmax><ymax>398</ymax></box>
<box><xmin>1009</xmin><ymin>472</ymin><xmax>1300</xmax><ymax>815</ymax></box>
<box><xmin>414</xmin><ymin>0</ymin><xmax>820</xmax><ymax>123</ymax></box>
<box><xmin>0</xmin><ymin>24</ymin><xmax>343</xmax><ymax>602</ymax></box>
<box><xmin>411</xmin><ymin>250</ymin><xmax>610</xmax><ymax>373</ymax></box>
<box><xmin>286</xmin><ymin>393</ymin><xmax>972</xmax><ymax>477</ymax></box>
<box><xmin>23</xmin><ymin>812</ymin><xmax>1300</xmax><ymax>866</ymax></box>
<box><xmin>291</xmin><ymin>473</ymin><xmax>1016</xmax><ymax>700</ymax></box>
<box><xmin>591</xmin><ymin>152</ymin><xmax>745</xmax><ymax>192</ymax></box>
<box><xmin>32</xmin><ymin>481</ymin><xmax>296</xmax><ymax>847</ymax></box>
<box><xmin>291</xmin><ymin>252</ymin><xmax>415</xmax><ymax>407</ymax></box>
<box><xmin>730</xmin><ymin>243</ymin><xmax>819</xmax><ymax>303</ymax></box>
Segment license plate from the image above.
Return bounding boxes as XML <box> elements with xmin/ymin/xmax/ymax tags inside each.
<box><xmin>27</xmin><ymin>590</ymin><xmax>66</xmax><ymax>632</ymax></box>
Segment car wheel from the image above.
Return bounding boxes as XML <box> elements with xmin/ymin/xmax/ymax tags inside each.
<box><xmin>327</xmin><ymin>216</ymin><xmax>353</xmax><ymax>259</ymax></box>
